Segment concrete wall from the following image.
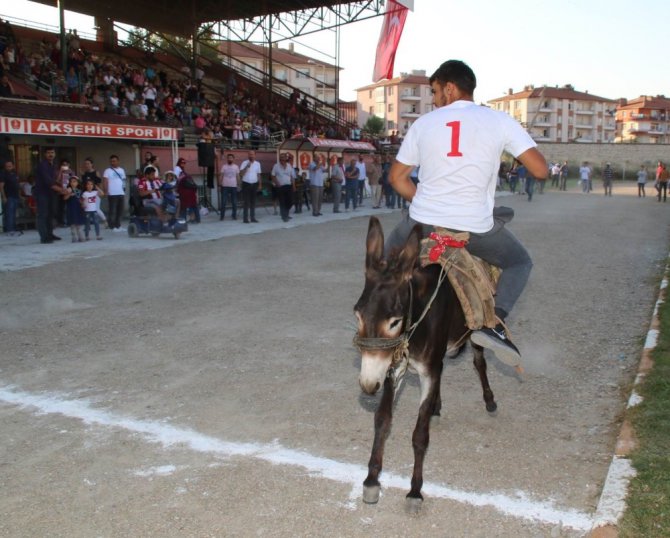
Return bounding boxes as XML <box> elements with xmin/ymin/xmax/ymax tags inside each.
<box><xmin>536</xmin><ymin>142</ymin><xmax>670</xmax><ymax>179</ymax></box>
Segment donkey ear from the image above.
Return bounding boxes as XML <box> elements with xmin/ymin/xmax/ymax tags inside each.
<box><xmin>365</xmin><ymin>216</ymin><xmax>385</xmax><ymax>271</ymax></box>
<box><xmin>398</xmin><ymin>224</ymin><xmax>422</xmax><ymax>280</ymax></box>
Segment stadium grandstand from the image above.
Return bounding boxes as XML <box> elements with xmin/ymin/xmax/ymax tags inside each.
<box><xmin>0</xmin><ymin>0</ymin><xmax>394</xmax><ymax>198</ymax></box>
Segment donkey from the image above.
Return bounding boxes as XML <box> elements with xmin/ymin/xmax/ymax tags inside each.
<box><xmin>354</xmin><ymin>216</ymin><xmax>496</xmax><ymax>512</ymax></box>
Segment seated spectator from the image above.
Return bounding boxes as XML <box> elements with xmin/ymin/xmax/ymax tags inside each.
<box><xmin>0</xmin><ymin>74</ymin><xmax>13</xmax><ymax>97</ymax></box>
<box><xmin>137</xmin><ymin>166</ymin><xmax>166</xmax><ymax>221</ymax></box>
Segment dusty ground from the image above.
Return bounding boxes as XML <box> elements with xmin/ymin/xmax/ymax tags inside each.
<box><xmin>0</xmin><ymin>181</ymin><xmax>667</xmax><ymax>538</ymax></box>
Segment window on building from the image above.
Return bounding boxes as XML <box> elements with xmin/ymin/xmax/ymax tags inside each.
<box><xmin>369</xmin><ymin>106</ymin><xmax>374</xmax><ymax>115</ymax></box>
<box><xmin>296</xmin><ymin>68</ymin><xmax>310</xmax><ymax>79</ymax></box>
<box><xmin>388</xmin><ymin>120</ymin><xmax>395</xmax><ymax>130</ymax></box>
<box><xmin>388</xmin><ymin>103</ymin><xmax>394</xmax><ymax>113</ymax></box>
<box><xmin>369</xmin><ymin>90</ymin><xmax>373</xmax><ymax>98</ymax></box>
<box><xmin>388</xmin><ymin>86</ymin><xmax>394</xmax><ymax>96</ymax></box>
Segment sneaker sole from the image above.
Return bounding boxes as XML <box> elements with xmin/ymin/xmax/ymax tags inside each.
<box><xmin>470</xmin><ymin>332</ymin><xmax>521</xmax><ymax>367</ymax></box>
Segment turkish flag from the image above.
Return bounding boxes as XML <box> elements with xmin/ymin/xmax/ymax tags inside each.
<box><xmin>372</xmin><ymin>0</ymin><xmax>409</xmax><ymax>82</ymax></box>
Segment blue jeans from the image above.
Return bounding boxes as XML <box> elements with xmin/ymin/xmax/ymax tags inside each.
<box><xmin>3</xmin><ymin>196</ymin><xmax>18</xmax><ymax>233</ymax></box>
<box><xmin>84</xmin><ymin>211</ymin><xmax>100</xmax><ymax>237</ymax></box>
<box><xmin>525</xmin><ymin>177</ymin><xmax>536</xmax><ymax>201</ymax></box>
<box><xmin>345</xmin><ymin>180</ymin><xmax>358</xmax><ymax>210</ymax></box>
<box><xmin>219</xmin><ymin>187</ymin><xmax>238</xmax><ymax>219</ymax></box>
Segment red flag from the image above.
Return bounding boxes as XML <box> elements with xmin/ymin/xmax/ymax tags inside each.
<box><xmin>372</xmin><ymin>0</ymin><xmax>409</xmax><ymax>82</ymax></box>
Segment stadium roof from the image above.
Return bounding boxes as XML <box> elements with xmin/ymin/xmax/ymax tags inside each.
<box><xmin>32</xmin><ymin>0</ymin><xmax>361</xmax><ymax>37</ymax></box>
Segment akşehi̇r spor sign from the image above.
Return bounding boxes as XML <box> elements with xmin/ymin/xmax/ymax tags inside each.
<box><xmin>0</xmin><ymin>117</ymin><xmax>178</xmax><ymax>140</ymax></box>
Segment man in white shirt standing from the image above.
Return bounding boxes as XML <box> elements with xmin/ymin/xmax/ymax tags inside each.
<box><xmin>579</xmin><ymin>162</ymin><xmax>592</xmax><ymax>193</ymax></box>
<box><xmin>271</xmin><ymin>153</ymin><xmax>296</xmax><ymax>223</ymax></box>
<box><xmin>239</xmin><ymin>150</ymin><xmax>262</xmax><ymax>223</ymax></box>
<box><xmin>308</xmin><ymin>155</ymin><xmax>327</xmax><ymax>217</ymax></box>
<box><xmin>356</xmin><ymin>154</ymin><xmax>367</xmax><ymax>206</ymax></box>
<box><xmin>102</xmin><ymin>154</ymin><xmax>127</xmax><ymax>231</ymax></box>
<box><xmin>388</xmin><ymin>59</ymin><xmax>547</xmax><ymax>366</ymax></box>
<box><xmin>219</xmin><ymin>153</ymin><xmax>240</xmax><ymax>220</ymax></box>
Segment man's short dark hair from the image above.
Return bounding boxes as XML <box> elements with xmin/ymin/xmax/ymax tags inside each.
<box><xmin>144</xmin><ymin>166</ymin><xmax>156</xmax><ymax>175</ymax></box>
<box><xmin>109</xmin><ymin>154</ymin><xmax>119</xmax><ymax>160</ymax></box>
<box><xmin>429</xmin><ymin>60</ymin><xmax>477</xmax><ymax>95</ymax></box>
<box><xmin>44</xmin><ymin>147</ymin><xmax>55</xmax><ymax>152</ymax></box>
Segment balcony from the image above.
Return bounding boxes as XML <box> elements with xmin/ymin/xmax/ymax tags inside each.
<box><xmin>575</xmin><ymin>109</ymin><xmax>594</xmax><ymax>115</ymax></box>
<box><xmin>575</xmin><ymin>123</ymin><xmax>594</xmax><ymax>129</ymax></box>
<box><xmin>401</xmin><ymin>110</ymin><xmax>420</xmax><ymax>118</ymax></box>
<box><xmin>400</xmin><ymin>91</ymin><xmax>421</xmax><ymax>101</ymax></box>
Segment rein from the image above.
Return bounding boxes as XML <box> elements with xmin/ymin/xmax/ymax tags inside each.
<box><xmin>353</xmin><ymin>263</ymin><xmax>450</xmax><ymax>382</ymax></box>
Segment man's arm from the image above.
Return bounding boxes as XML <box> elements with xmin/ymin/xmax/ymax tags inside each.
<box><xmin>517</xmin><ymin>148</ymin><xmax>548</xmax><ymax>180</ymax></box>
<box><xmin>389</xmin><ymin>160</ymin><xmax>417</xmax><ymax>202</ymax></box>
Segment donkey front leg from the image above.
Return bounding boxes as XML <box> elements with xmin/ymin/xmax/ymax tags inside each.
<box><xmin>406</xmin><ymin>371</ymin><xmax>440</xmax><ymax>513</ymax></box>
<box><xmin>471</xmin><ymin>342</ymin><xmax>497</xmax><ymax>412</ymax></box>
<box><xmin>363</xmin><ymin>374</ymin><xmax>395</xmax><ymax>504</ymax></box>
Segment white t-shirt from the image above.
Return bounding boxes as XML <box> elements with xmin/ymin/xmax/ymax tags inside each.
<box><xmin>396</xmin><ymin>100</ymin><xmax>535</xmax><ymax>233</ymax></box>
<box><xmin>81</xmin><ymin>190</ymin><xmax>99</xmax><ymax>212</ymax></box>
<box><xmin>103</xmin><ymin>166</ymin><xmax>126</xmax><ymax>196</ymax></box>
<box><xmin>579</xmin><ymin>166</ymin><xmax>591</xmax><ymax>180</ymax></box>
<box><xmin>356</xmin><ymin>161</ymin><xmax>367</xmax><ymax>180</ymax></box>
<box><xmin>240</xmin><ymin>160</ymin><xmax>262</xmax><ymax>184</ymax></box>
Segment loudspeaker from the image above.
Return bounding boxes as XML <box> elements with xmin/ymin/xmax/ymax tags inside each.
<box><xmin>197</xmin><ymin>142</ymin><xmax>215</xmax><ymax>167</ymax></box>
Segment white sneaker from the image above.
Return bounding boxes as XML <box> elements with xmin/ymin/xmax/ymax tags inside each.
<box><xmin>117</xmin><ymin>227</ymin><xmax>126</xmax><ymax>232</ymax></box>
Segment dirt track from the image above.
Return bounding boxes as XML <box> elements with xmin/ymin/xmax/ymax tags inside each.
<box><xmin>0</xmin><ymin>182</ymin><xmax>668</xmax><ymax>537</ymax></box>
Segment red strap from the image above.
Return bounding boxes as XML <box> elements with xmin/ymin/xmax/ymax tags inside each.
<box><xmin>428</xmin><ymin>231</ymin><xmax>468</xmax><ymax>262</ymax></box>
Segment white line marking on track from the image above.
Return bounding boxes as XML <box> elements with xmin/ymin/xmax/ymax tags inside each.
<box><xmin>0</xmin><ymin>384</ymin><xmax>593</xmax><ymax>531</ymax></box>
<box><xmin>592</xmin><ymin>457</ymin><xmax>637</xmax><ymax>529</ymax></box>
<box><xmin>644</xmin><ymin>329</ymin><xmax>659</xmax><ymax>349</ymax></box>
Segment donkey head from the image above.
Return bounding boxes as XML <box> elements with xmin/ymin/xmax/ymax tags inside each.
<box><xmin>354</xmin><ymin>217</ymin><xmax>422</xmax><ymax>394</ymax></box>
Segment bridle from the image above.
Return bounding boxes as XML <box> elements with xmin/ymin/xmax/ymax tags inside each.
<box><xmin>353</xmin><ymin>263</ymin><xmax>449</xmax><ymax>386</ymax></box>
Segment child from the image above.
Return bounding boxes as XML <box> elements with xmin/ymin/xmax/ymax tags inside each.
<box><xmin>63</xmin><ymin>176</ymin><xmax>85</xmax><ymax>242</ymax></box>
<box><xmin>81</xmin><ymin>178</ymin><xmax>104</xmax><ymax>240</ymax></box>
<box><xmin>161</xmin><ymin>172</ymin><xmax>180</xmax><ymax>221</ymax></box>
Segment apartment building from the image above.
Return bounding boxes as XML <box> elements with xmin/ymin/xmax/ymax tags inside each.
<box><xmin>488</xmin><ymin>85</ymin><xmax>617</xmax><ymax>143</ymax></box>
<box><xmin>615</xmin><ymin>95</ymin><xmax>670</xmax><ymax>143</ymax></box>
<box><xmin>356</xmin><ymin>70</ymin><xmax>433</xmax><ymax>135</ymax></box>
<box><xmin>218</xmin><ymin>41</ymin><xmax>339</xmax><ymax>106</ymax></box>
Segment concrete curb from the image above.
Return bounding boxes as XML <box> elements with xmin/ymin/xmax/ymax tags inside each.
<box><xmin>589</xmin><ymin>262</ymin><xmax>668</xmax><ymax>536</ymax></box>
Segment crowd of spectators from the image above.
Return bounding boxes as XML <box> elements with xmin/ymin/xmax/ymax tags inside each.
<box><xmin>0</xmin><ymin>18</ymin><xmax>356</xmax><ymax>145</ymax></box>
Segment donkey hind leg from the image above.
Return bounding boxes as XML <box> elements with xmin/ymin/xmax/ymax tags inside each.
<box><xmin>363</xmin><ymin>375</ymin><xmax>396</xmax><ymax>504</ymax></box>
<box><xmin>472</xmin><ymin>342</ymin><xmax>497</xmax><ymax>412</ymax></box>
<box><xmin>430</xmin><ymin>360</ymin><xmax>444</xmax><ymax>427</ymax></box>
<box><xmin>406</xmin><ymin>371</ymin><xmax>439</xmax><ymax>513</ymax></box>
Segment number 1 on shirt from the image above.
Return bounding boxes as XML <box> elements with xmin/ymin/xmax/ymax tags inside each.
<box><xmin>446</xmin><ymin>121</ymin><xmax>463</xmax><ymax>157</ymax></box>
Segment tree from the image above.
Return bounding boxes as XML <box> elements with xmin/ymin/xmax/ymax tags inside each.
<box><xmin>363</xmin><ymin>115</ymin><xmax>385</xmax><ymax>137</ymax></box>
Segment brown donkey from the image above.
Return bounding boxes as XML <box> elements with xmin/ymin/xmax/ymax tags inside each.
<box><xmin>354</xmin><ymin>216</ymin><xmax>496</xmax><ymax>513</ymax></box>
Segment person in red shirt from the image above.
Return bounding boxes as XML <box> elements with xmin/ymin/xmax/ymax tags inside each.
<box><xmin>176</xmin><ymin>169</ymin><xmax>200</xmax><ymax>223</ymax></box>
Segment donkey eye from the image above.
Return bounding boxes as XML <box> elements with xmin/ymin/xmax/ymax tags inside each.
<box><xmin>389</xmin><ymin>318</ymin><xmax>403</xmax><ymax>330</ymax></box>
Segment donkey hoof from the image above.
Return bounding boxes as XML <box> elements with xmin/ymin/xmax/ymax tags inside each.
<box><xmin>362</xmin><ymin>485</ymin><xmax>381</xmax><ymax>504</ymax></box>
<box><xmin>486</xmin><ymin>401</ymin><xmax>498</xmax><ymax>413</ymax></box>
<box><xmin>405</xmin><ymin>496</ymin><xmax>423</xmax><ymax>514</ymax></box>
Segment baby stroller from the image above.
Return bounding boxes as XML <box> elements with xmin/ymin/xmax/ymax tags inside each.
<box><xmin>127</xmin><ymin>181</ymin><xmax>188</xmax><ymax>239</ymax></box>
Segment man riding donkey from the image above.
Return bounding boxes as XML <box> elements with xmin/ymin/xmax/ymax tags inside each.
<box><xmin>386</xmin><ymin>59</ymin><xmax>547</xmax><ymax>367</ymax></box>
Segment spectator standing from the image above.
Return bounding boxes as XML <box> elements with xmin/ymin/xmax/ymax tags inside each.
<box><xmin>218</xmin><ymin>153</ymin><xmax>240</xmax><ymax>221</ymax></box>
<box><xmin>102</xmin><ymin>154</ymin><xmax>127</xmax><ymax>231</ymax></box>
<box><xmin>344</xmin><ymin>157</ymin><xmax>359</xmax><ymax>211</ymax></box>
<box><xmin>550</xmin><ymin>163</ymin><xmax>561</xmax><ymax>188</ymax></box>
<box><xmin>81</xmin><ymin>157</ymin><xmax>107</xmax><ymax>226</ymax></box>
<box><xmin>56</xmin><ymin>159</ymin><xmax>75</xmax><ymax>226</ymax></box>
<box><xmin>355</xmin><ymin>154</ymin><xmax>367</xmax><ymax>206</ymax></box>
<box><xmin>0</xmin><ymin>159</ymin><xmax>21</xmax><ymax>235</ymax></box>
<box><xmin>271</xmin><ymin>153</ymin><xmax>296</xmax><ymax>222</ymax></box>
<box><xmin>559</xmin><ymin>161</ymin><xmax>568</xmax><ymax>191</ymax></box>
<box><xmin>602</xmin><ymin>163</ymin><xmax>614</xmax><ymax>197</ymax></box>
<box><xmin>367</xmin><ymin>154</ymin><xmax>382</xmax><ymax>209</ymax></box>
<box><xmin>176</xmin><ymin>169</ymin><xmax>200</xmax><ymax>223</ymax></box>
<box><xmin>81</xmin><ymin>178</ymin><xmax>103</xmax><ymax>240</ymax></box>
<box><xmin>636</xmin><ymin>165</ymin><xmax>647</xmax><ymax>198</ymax></box>
<box><xmin>579</xmin><ymin>162</ymin><xmax>592</xmax><ymax>193</ymax></box>
<box><xmin>308</xmin><ymin>155</ymin><xmax>326</xmax><ymax>217</ymax></box>
<box><xmin>657</xmin><ymin>163</ymin><xmax>669</xmax><ymax>202</ymax></box>
<box><xmin>330</xmin><ymin>156</ymin><xmax>344</xmax><ymax>213</ymax></box>
<box><xmin>508</xmin><ymin>162</ymin><xmax>519</xmax><ymax>194</ymax></box>
<box><xmin>239</xmin><ymin>150</ymin><xmax>262</xmax><ymax>223</ymax></box>
<box><xmin>33</xmin><ymin>147</ymin><xmax>61</xmax><ymax>243</ymax></box>
<box><xmin>63</xmin><ymin>175</ymin><xmax>85</xmax><ymax>242</ymax></box>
